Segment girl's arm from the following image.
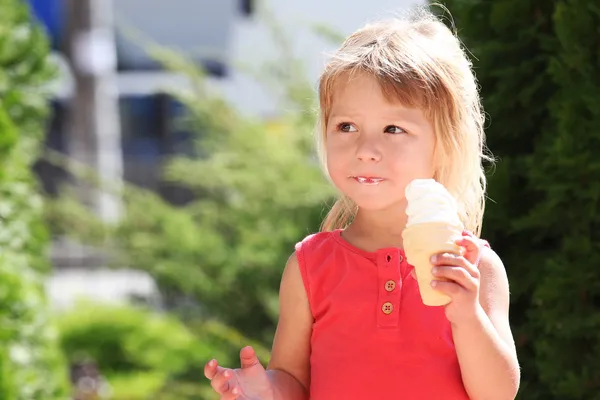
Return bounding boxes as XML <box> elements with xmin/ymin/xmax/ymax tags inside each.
<box><xmin>453</xmin><ymin>247</ymin><xmax>520</xmax><ymax>400</ymax></box>
<box><xmin>267</xmin><ymin>252</ymin><xmax>313</xmax><ymax>400</ymax></box>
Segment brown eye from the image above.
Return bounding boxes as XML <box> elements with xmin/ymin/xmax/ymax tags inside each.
<box><xmin>384</xmin><ymin>125</ymin><xmax>406</xmax><ymax>134</ymax></box>
<box><xmin>338</xmin><ymin>122</ymin><xmax>358</xmax><ymax>132</ymax></box>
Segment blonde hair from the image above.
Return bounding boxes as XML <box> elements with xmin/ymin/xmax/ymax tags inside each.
<box><xmin>317</xmin><ymin>6</ymin><xmax>492</xmax><ymax>236</ymax></box>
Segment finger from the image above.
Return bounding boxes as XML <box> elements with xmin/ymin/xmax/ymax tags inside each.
<box><xmin>240</xmin><ymin>346</ymin><xmax>260</xmax><ymax>369</ymax></box>
<box><xmin>221</xmin><ymin>386</ymin><xmax>242</xmax><ymax>400</ymax></box>
<box><xmin>204</xmin><ymin>361</ymin><xmax>228</xmax><ymax>383</ymax></box>
<box><xmin>432</xmin><ymin>266</ymin><xmax>478</xmax><ymax>291</ymax></box>
<box><xmin>211</xmin><ymin>369</ymin><xmax>233</xmax><ymax>394</ymax></box>
<box><xmin>432</xmin><ymin>253</ymin><xmax>479</xmax><ymax>279</ymax></box>
<box><xmin>204</xmin><ymin>359</ymin><xmax>219</xmax><ymax>380</ymax></box>
<box><xmin>430</xmin><ymin>279</ymin><xmax>466</xmax><ymax>297</ymax></box>
<box><xmin>455</xmin><ymin>235</ymin><xmax>481</xmax><ymax>266</ymax></box>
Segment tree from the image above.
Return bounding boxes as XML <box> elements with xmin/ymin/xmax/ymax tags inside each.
<box><xmin>527</xmin><ymin>2</ymin><xmax>600</xmax><ymax>398</ymax></box>
<box><xmin>435</xmin><ymin>1</ymin><xmax>600</xmax><ymax>398</ymax></box>
<box><xmin>0</xmin><ymin>1</ymin><xmax>69</xmax><ymax>398</ymax></box>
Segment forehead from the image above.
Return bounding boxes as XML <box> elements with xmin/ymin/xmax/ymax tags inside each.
<box><xmin>330</xmin><ymin>71</ymin><xmax>384</xmax><ymax>103</ymax></box>
<box><xmin>328</xmin><ymin>71</ymin><xmax>429</xmax><ymax>124</ymax></box>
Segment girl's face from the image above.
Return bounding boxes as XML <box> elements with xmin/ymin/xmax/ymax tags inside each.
<box><xmin>325</xmin><ymin>72</ymin><xmax>437</xmax><ymax>212</ymax></box>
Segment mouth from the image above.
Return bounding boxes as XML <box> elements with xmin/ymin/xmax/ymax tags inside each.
<box><xmin>351</xmin><ymin>176</ymin><xmax>384</xmax><ymax>185</ymax></box>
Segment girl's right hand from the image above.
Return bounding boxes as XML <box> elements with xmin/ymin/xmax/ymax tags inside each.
<box><xmin>204</xmin><ymin>346</ymin><xmax>274</xmax><ymax>400</ymax></box>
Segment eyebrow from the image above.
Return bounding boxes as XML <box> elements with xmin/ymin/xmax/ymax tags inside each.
<box><xmin>328</xmin><ymin>110</ymin><xmax>428</xmax><ymax>126</ymax></box>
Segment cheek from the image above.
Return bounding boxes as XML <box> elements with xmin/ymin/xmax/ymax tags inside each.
<box><xmin>389</xmin><ymin>141</ymin><xmax>436</xmax><ymax>178</ymax></box>
<box><xmin>325</xmin><ymin>144</ymin><xmax>349</xmax><ymax>187</ymax></box>
<box><xmin>408</xmin><ymin>145</ymin><xmax>435</xmax><ymax>170</ymax></box>
<box><xmin>325</xmin><ymin>138</ymin><xmax>347</xmax><ymax>166</ymax></box>
<box><xmin>326</xmin><ymin>154</ymin><xmax>344</xmax><ymax>182</ymax></box>
<box><xmin>423</xmin><ymin>142</ymin><xmax>437</xmax><ymax>176</ymax></box>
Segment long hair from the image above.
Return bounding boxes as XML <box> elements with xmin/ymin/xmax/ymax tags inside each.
<box><xmin>317</xmin><ymin>6</ymin><xmax>492</xmax><ymax>236</ymax></box>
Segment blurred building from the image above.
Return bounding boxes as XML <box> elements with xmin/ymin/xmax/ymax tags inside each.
<box><xmin>28</xmin><ymin>0</ymin><xmax>422</xmax><ymax>308</ymax></box>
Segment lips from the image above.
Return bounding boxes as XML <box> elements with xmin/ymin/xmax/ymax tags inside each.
<box><xmin>352</xmin><ymin>176</ymin><xmax>384</xmax><ymax>185</ymax></box>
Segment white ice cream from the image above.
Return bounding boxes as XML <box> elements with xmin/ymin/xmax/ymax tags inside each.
<box><xmin>405</xmin><ymin>179</ymin><xmax>463</xmax><ymax>228</ymax></box>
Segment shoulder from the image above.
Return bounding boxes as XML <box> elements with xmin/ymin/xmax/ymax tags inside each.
<box><xmin>295</xmin><ymin>230</ymin><xmax>337</xmax><ymax>253</ymax></box>
<box><xmin>282</xmin><ymin>243</ymin><xmax>316</xmax><ymax>317</ymax></box>
<box><xmin>477</xmin><ymin>241</ymin><xmax>510</xmax><ymax>312</ymax></box>
<box><xmin>295</xmin><ymin>231</ymin><xmax>339</xmax><ymax>276</ymax></box>
<box><xmin>478</xmin><ymin>246</ymin><xmax>509</xmax><ymax>289</ymax></box>
<box><xmin>278</xmin><ymin>250</ymin><xmax>313</xmax><ymax>319</ymax></box>
<box><xmin>291</xmin><ymin>231</ymin><xmax>341</xmax><ymax>313</ymax></box>
<box><xmin>477</xmin><ymin>246</ymin><xmax>517</xmax><ymax>353</ymax></box>
<box><xmin>280</xmin><ymin>251</ymin><xmax>307</xmax><ymax>303</ymax></box>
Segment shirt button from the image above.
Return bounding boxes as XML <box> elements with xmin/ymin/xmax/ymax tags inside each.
<box><xmin>381</xmin><ymin>301</ymin><xmax>394</xmax><ymax>315</ymax></box>
<box><xmin>384</xmin><ymin>280</ymin><xmax>396</xmax><ymax>292</ymax></box>
<box><xmin>398</xmin><ymin>254</ymin><xmax>404</xmax><ymax>263</ymax></box>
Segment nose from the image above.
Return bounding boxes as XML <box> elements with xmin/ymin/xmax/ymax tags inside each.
<box><xmin>356</xmin><ymin>136</ymin><xmax>382</xmax><ymax>162</ymax></box>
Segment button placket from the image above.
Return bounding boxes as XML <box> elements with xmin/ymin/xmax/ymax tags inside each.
<box><xmin>376</xmin><ymin>250</ymin><xmax>402</xmax><ymax>327</ymax></box>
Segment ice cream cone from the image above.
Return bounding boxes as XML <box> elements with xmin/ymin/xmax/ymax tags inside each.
<box><xmin>402</xmin><ymin>222</ymin><xmax>463</xmax><ymax>306</ymax></box>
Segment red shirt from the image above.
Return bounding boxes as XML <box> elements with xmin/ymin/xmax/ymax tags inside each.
<box><xmin>296</xmin><ymin>229</ymin><xmax>476</xmax><ymax>399</ymax></box>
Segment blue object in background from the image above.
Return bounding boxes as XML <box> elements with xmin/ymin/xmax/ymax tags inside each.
<box><xmin>26</xmin><ymin>0</ymin><xmax>63</xmax><ymax>49</ymax></box>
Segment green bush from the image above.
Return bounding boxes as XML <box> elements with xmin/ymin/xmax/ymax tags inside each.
<box><xmin>56</xmin><ymin>301</ymin><xmax>255</xmax><ymax>399</ymax></box>
<box><xmin>0</xmin><ymin>0</ymin><xmax>69</xmax><ymax>399</ymax></box>
<box><xmin>58</xmin><ymin>302</ymin><xmax>195</xmax><ymax>398</ymax></box>
<box><xmin>436</xmin><ymin>1</ymin><xmax>600</xmax><ymax>398</ymax></box>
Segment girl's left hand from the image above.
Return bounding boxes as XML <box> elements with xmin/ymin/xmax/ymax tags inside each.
<box><xmin>430</xmin><ymin>235</ymin><xmax>483</xmax><ymax>325</ymax></box>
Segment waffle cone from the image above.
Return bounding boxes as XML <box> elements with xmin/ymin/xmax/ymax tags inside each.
<box><xmin>402</xmin><ymin>222</ymin><xmax>463</xmax><ymax>306</ymax></box>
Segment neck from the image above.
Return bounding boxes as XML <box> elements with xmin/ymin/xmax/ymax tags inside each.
<box><xmin>345</xmin><ymin>202</ymin><xmax>408</xmax><ymax>249</ymax></box>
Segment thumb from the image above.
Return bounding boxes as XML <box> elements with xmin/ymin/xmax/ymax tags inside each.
<box><xmin>240</xmin><ymin>346</ymin><xmax>262</xmax><ymax>369</ymax></box>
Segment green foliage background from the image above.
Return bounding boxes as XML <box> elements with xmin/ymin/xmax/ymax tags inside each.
<box><xmin>0</xmin><ymin>0</ymin><xmax>69</xmax><ymax>398</ymax></box>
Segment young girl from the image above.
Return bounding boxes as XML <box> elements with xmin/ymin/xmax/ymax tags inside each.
<box><xmin>204</xmin><ymin>6</ymin><xmax>520</xmax><ymax>400</ymax></box>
